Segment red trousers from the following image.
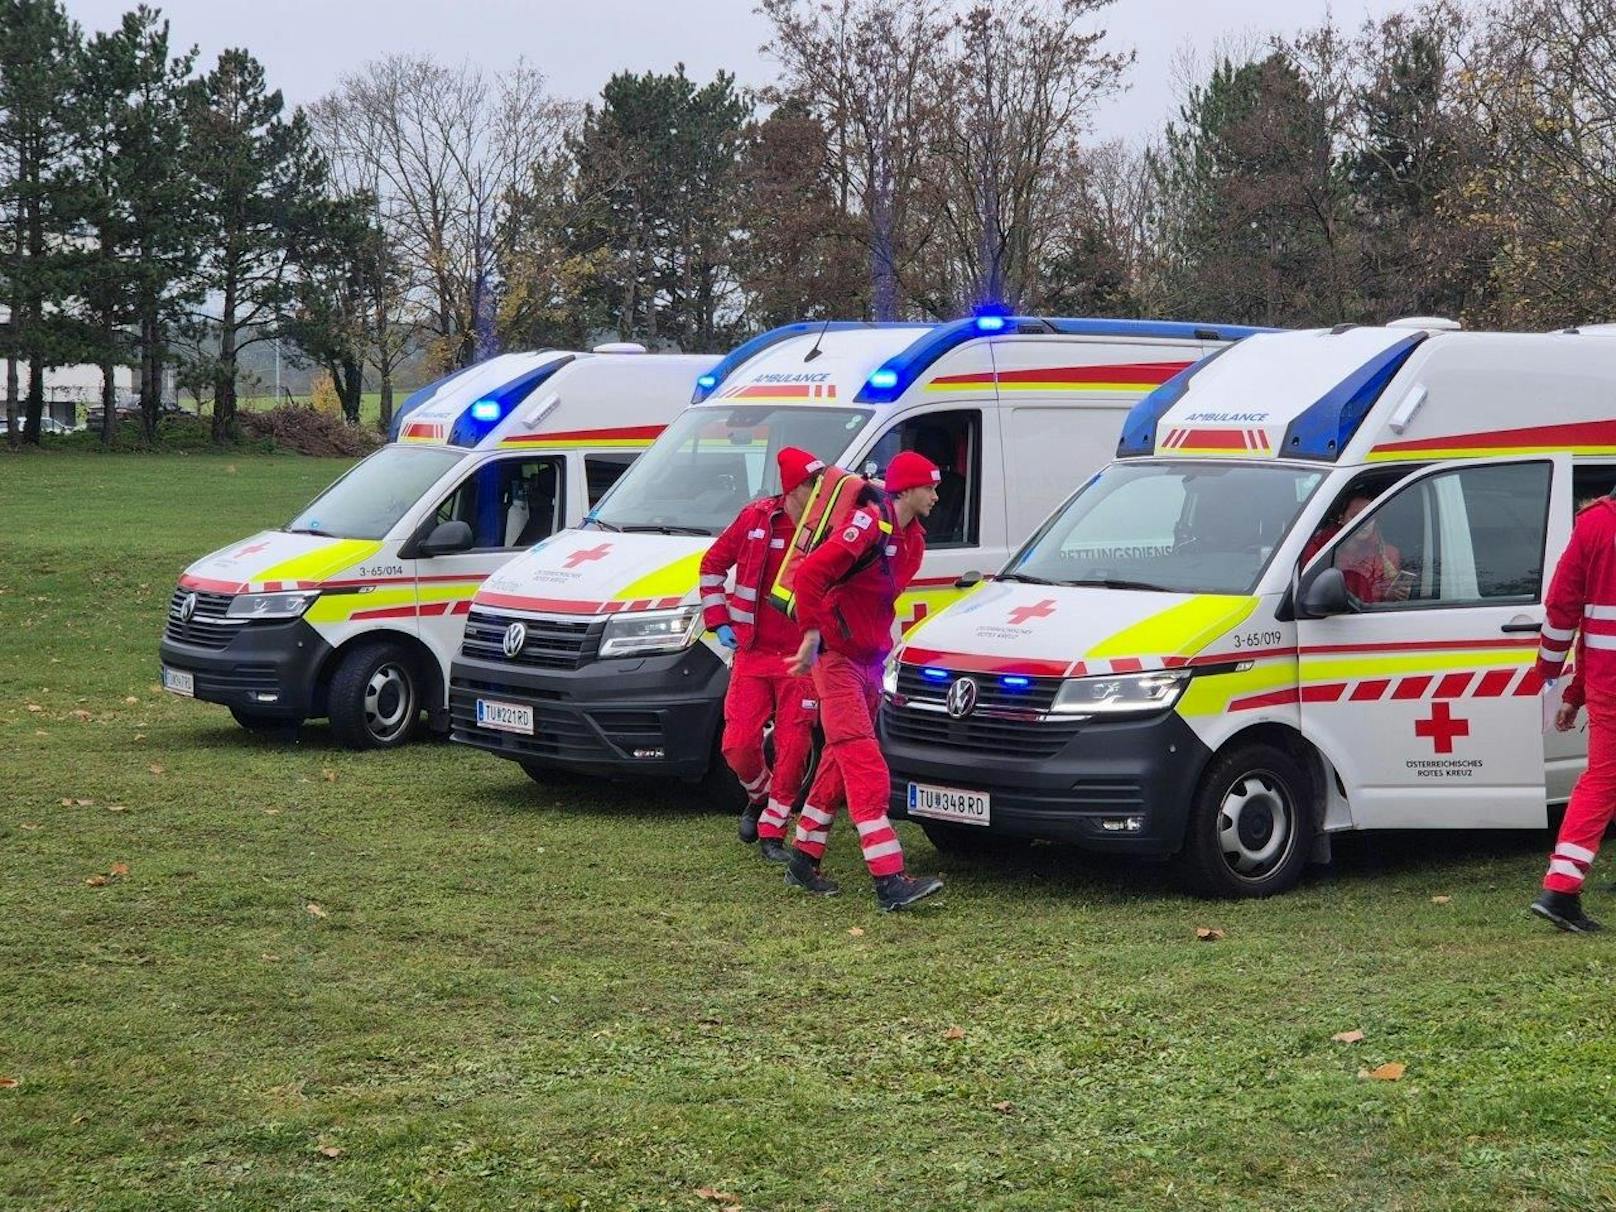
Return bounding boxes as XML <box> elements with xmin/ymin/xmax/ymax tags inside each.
<box><xmin>1545</xmin><ymin>704</ymin><xmax>1616</xmax><ymax>893</ymax></box>
<box><xmin>794</xmin><ymin>651</ymin><xmax>905</xmax><ymax>877</ymax></box>
<box><xmin>721</xmin><ymin>648</ymin><xmax>817</xmax><ymax>840</ymax></box>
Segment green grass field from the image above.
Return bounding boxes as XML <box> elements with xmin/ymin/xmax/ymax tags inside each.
<box><xmin>2</xmin><ymin>452</ymin><xmax>1614</xmax><ymax>1211</ymax></box>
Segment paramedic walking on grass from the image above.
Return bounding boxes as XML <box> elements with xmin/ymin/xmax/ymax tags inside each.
<box><xmin>785</xmin><ymin>451</ymin><xmax>945</xmax><ymax>911</ymax></box>
<box><xmin>1533</xmin><ymin>495</ymin><xmax>1616</xmax><ymax>933</ymax></box>
<box><xmin>701</xmin><ymin>448</ymin><xmax>826</xmax><ymax>861</ymax></box>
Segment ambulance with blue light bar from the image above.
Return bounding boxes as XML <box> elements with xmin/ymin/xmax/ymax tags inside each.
<box><xmin>158</xmin><ymin>347</ymin><xmax>713</xmax><ymax>748</ymax></box>
<box><xmin>880</xmin><ymin>319</ymin><xmax>1616</xmax><ymax>896</ymax></box>
<box><xmin>446</xmin><ymin>315</ymin><xmax>1266</xmax><ymax>792</ymax></box>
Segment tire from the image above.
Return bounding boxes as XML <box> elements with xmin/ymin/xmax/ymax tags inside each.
<box><xmin>1176</xmin><ymin>741</ymin><xmax>1315</xmax><ymax>898</ymax></box>
<box><xmin>326</xmin><ymin>641</ymin><xmax>422</xmax><ymax>750</ymax></box>
<box><xmin>230</xmin><ymin>707</ymin><xmax>295</xmax><ymax>738</ymax></box>
<box><xmin>920</xmin><ymin>820</ymin><xmax>1033</xmax><ymax>859</ymax></box>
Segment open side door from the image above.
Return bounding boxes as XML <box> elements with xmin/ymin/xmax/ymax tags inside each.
<box><xmin>1294</xmin><ymin>455</ymin><xmax>1570</xmax><ymax>830</ymax></box>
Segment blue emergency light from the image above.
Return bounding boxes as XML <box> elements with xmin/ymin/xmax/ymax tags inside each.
<box><xmin>975</xmin><ymin>314</ymin><xmax>1006</xmax><ymax>333</ymax></box>
<box><xmin>867</xmin><ymin>368</ymin><xmax>899</xmax><ymax>391</ymax></box>
<box><xmin>696</xmin><ymin>373</ymin><xmax>718</xmax><ymax>391</ymax></box>
<box><xmin>469</xmin><ymin>399</ymin><xmax>502</xmax><ymax>422</ymax></box>
<box><xmin>921</xmin><ymin>667</ymin><xmax>950</xmax><ymax>682</ymax></box>
<box><xmin>1000</xmin><ymin>675</ymin><xmax>1031</xmax><ymax>689</ymax></box>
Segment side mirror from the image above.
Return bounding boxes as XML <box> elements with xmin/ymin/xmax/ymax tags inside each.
<box><xmin>954</xmin><ymin>570</ymin><xmax>984</xmax><ymax>590</ymax></box>
<box><xmin>417</xmin><ymin>519</ymin><xmax>474</xmax><ymax>557</ymax></box>
<box><xmin>1298</xmin><ymin>567</ymin><xmax>1353</xmax><ymax>618</ymax></box>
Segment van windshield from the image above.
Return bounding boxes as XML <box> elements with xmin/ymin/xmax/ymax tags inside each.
<box><xmin>591</xmin><ymin>405</ymin><xmax>873</xmax><ymax>535</ymax></box>
<box><xmin>1006</xmin><ymin>460</ymin><xmax>1325</xmax><ymax>595</ymax></box>
<box><xmin>287</xmin><ymin>445</ymin><xmax>464</xmax><ymax>540</ymax></box>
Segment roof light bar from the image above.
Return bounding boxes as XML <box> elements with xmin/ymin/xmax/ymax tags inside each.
<box><xmin>387</xmin><ymin>361</ymin><xmax>484</xmax><ymax>442</ymax></box>
<box><xmin>1115</xmin><ymin>346</ymin><xmax>1234</xmax><ymax>458</ymax></box>
<box><xmin>691</xmin><ymin>321</ymin><xmax>919</xmax><ymax>404</ymax></box>
<box><xmin>446</xmin><ymin>355</ymin><xmax>575</xmax><ymax>448</ymax></box>
<box><xmin>1279</xmin><ymin>333</ymin><xmax>1426</xmax><ymax>461</ymax></box>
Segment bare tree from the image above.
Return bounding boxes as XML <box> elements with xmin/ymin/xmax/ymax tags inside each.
<box><xmin>310</xmin><ymin>56</ymin><xmax>574</xmax><ymax>372</ymax></box>
<box><xmin>928</xmin><ymin>1</ymin><xmax>1133</xmax><ymax>311</ymax></box>
<box><xmin>760</xmin><ymin>0</ymin><xmax>951</xmax><ymax>320</ymax></box>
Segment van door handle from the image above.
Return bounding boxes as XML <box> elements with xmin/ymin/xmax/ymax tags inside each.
<box><xmin>1500</xmin><ymin>621</ymin><xmax>1542</xmax><ymax>633</ymax></box>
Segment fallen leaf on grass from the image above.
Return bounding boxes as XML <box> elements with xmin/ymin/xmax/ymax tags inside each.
<box><xmin>1195</xmin><ymin>927</ymin><xmax>1226</xmax><ymax>942</ymax></box>
<box><xmin>261</xmin><ymin>953</ymin><xmax>279</xmax><ymax>962</ymax></box>
<box><xmin>320</xmin><ymin>768</ymin><xmax>337</xmax><ymax>783</ymax></box>
<box><xmin>147</xmin><ymin>764</ymin><xmax>165</xmax><ymax>776</ymax></box>
<box><xmin>85</xmin><ymin>875</ymin><xmax>108</xmax><ymax>887</ymax></box>
<box><xmin>1360</xmin><ymin>1062</ymin><xmax>1406</xmax><ymax>1082</ymax></box>
<box><xmin>106</xmin><ymin>805</ymin><xmax>128</xmax><ymax>813</ymax></box>
<box><xmin>305</xmin><ymin>903</ymin><xmax>328</xmax><ymax>920</ymax></box>
<box><xmin>1431</xmin><ymin>895</ymin><xmax>1452</xmax><ymax>905</ymax></box>
<box><xmin>109</xmin><ymin>862</ymin><xmax>129</xmax><ymax>877</ymax></box>
<box><xmin>847</xmin><ymin>926</ymin><xmax>865</xmax><ymax>937</ymax></box>
<box><xmin>70</xmin><ymin>709</ymin><xmax>92</xmax><ymax>722</ymax></box>
<box><xmin>133</xmin><ymin>734</ymin><xmax>145</xmax><ymax>742</ymax></box>
<box><xmin>942</xmin><ymin>1026</ymin><xmax>965</xmax><ymax>1041</ymax></box>
<box><xmin>694</xmin><ymin>1189</ymin><xmax>739</xmax><ymax>1205</ymax></box>
<box><xmin>123</xmin><ymin>696</ymin><xmax>138</xmax><ymax>705</ymax></box>
<box><xmin>1332</xmin><ymin>1029</ymin><xmax>1365</xmax><ymax>1044</ymax></box>
<box><xmin>33</xmin><ymin>730</ymin><xmax>48</xmax><ymax>737</ymax></box>
<box><xmin>993</xmin><ymin>1100</ymin><xmax>1015</xmax><ymax>1114</ymax></box>
<box><xmin>20</xmin><ymin>822</ymin><xmax>40</xmax><ymax>831</ymax></box>
<box><xmin>0</xmin><ymin>1076</ymin><xmax>17</xmax><ymax>1089</ymax></box>
<box><xmin>25</xmin><ymin>703</ymin><xmax>42</xmax><ymax>713</ymax></box>
<box><xmin>316</xmin><ymin>1145</ymin><xmax>343</xmax><ymax>1159</ymax></box>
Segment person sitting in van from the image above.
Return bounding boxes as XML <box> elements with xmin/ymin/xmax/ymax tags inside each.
<box><xmin>1302</xmin><ymin>493</ymin><xmax>1410</xmax><ymax>604</ymax></box>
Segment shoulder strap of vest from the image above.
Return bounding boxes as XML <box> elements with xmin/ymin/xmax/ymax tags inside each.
<box><xmin>836</xmin><ymin>497</ymin><xmax>897</xmax><ymax>586</ymax></box>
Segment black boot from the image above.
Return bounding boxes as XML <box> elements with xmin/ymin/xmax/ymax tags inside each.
<box><xmin>738</xmin><ymin>802</ymin><xmax>762</xmax><ymax>844</ymax></box>
<box><xmin>1531</xmin><ymin>889</ymin><xmax>1604</xmax><ymax>933</ymax></box>
<box><xmin>785</xmin><ymin>849</ymin><xmax>839</xmax><ymax>895</ymax></box>
<box><xmin>875</xmin><ymin>871</ymin><xmax>944</xmax><ymax>912</ymax></box>
<box><xmin>758</xmin><ymin>836</ymin><xmax>790</xmax><ymax>865</ymax></box>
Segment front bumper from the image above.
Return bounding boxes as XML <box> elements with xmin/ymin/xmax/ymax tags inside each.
<box><xmin>449</xmin><ymin>642</ymin><xmax>728</xmax><ymax>780</ymax></box>
<box><xmin>882</xmin><ymin>704</ymin><xmax>1211</xmax><ymax>856</ymax></box>
<box><xmin>158</xmin><ymin>618</ymin><xmax>331</xmax><ymax>720</ymax></box>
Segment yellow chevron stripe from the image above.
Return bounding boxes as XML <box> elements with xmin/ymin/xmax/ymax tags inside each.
<box><xmin>1087</xmin><ymin>596</ymin><xmax>1257</xmax><ymax>660</ymax></box>
<box><xmin>256</xmin><ymin>540</ymin><xmax>382</xmax><ymax>586</ymax></box>
<box><xmin>614</xmin><ymin>551</ymin><xmax>705</xmax><ymax>602</ymax></box>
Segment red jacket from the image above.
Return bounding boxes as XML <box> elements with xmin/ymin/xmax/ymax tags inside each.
<box><xmin>699</xmin><ymin>496</ymin><xmax>803</xmax><ymax>654</ymax></box>
<box><xmin>1539</xmin><ymin>497</ymin><xmax>1616</xmax><ymax>710</ymax></box>
<box><xmin>794</xmin><ymin>496</ymin><xmax>926</xmax><ymax>664</ymax></box>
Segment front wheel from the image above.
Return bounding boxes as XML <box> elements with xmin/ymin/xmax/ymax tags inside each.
<box><xmin>1176</xmin><ymin>741</ymin><xmax>1315</xmax><ymax>898</ymax></box>
<box><xmin>326</xmin><ymin>641</ymin><xmax>422</xmax><ymax>750</ymax></box>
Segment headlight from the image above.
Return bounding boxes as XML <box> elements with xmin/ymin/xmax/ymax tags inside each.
<box><xmin>1051</xmin><ymin>670</ymin><xmax>1189</xmax><ymax>715</ymax></box>
<box><xmin>882</xmin><ymin>653</ymin><xmax>901</xmax><ymax>696</ymax></box>
<box><xmin>225</xmin><ymin>591</ymin><xmax>319</xmax><ymax>620</ymax></box>
<box><xmin>599</xmin><ymin>606</ymin><xmax>703</xmax><ymax>658</ymax></box>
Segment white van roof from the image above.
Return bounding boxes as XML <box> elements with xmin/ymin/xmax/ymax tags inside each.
<box><xmin>388</xmin><ymin>349</ymin><xmax>719</xmax><ymax>452</ymax></box>
<box><xmin>1123</xmin><ymin>325</ymin><xmax>1616</xmax><ymax>466</ymax></box>
<box><xmin>690</xmin><ymin>317</ymin><xmax>1274</xmax><ymax>414</ymax></box>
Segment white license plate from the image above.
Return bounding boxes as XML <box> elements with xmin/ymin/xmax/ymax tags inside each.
<box><xmin>907</xmin><ymin>781</ymin><xmax>990</xmax><ymax>826</ymax></box>
<box><xmin>162</xmin><ymin>666</ymin><xmax>195</xmax><ymax>698</ymax></box>
<box><xmin>476</xmin><ymin>698</ymin><xmax>534</xmax><ymax>735</ymax></box>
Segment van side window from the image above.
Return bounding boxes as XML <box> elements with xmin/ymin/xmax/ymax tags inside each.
<box><xmin>586</xmin><ymin>452</ymin><xmax>639</xmax><ymax>507</ymax></box>
<box><xmin>862</xmin><ymin>410</ymin><xmax>980</xmax><ymax>547</ymax></box>
<box><xmin>1330</xmin><ymin>461</ymin><xmax>1551</xmax><ymax>609</ymax></box>
<box><xmin>434</xmin><ymin>456</ymin><xmax>565</xmax><ymax>551</ymax></box>
<box><xmin>1300</xmin><ymin>468</ymin><xmax>1421</xmax><ymax>570</ymax></box>
<box><xmin>1572</xmin><ymin>465</ymin><xmax>1616</xmax><ymax>512</ymax></box>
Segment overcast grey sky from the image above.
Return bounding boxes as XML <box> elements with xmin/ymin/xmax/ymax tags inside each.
<box><xmin>64</xmin><ymin>0</ymin><xmax>1411</xmax><ymax>143</ymax></box>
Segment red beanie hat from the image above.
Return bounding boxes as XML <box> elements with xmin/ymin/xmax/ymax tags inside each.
<box><xmin>777</xmin><ymin>446</ymin><xmax>826</xmax><ymax>495</ymax></box>
<box><xmin>885</xmin><ymin>450</ymin><xmax>941</xmax><ymax>494</ymax></box>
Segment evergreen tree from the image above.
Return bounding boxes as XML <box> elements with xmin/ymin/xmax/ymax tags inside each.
<box><xmin>187</xmin><ymin>49</ymin><xmax>328</xmax><ymax>442</ymax></box>
<box><xmin>285</xmin><ymin>192</ymin><xmax>381</xmax><ymax>424</ymax></box>
<box><xmin>0</xmin><ymin>0</ymin><xmax>82</xmax><ymax>446</ymax></box>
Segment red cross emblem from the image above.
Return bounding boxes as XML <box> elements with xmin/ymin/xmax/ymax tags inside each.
<box><xmin>1415</xmin><ymin>702</ymin><xmax>1470</xmax><ymax>754</ymax></box>
<box><xmin>1009</xmin><ymin>598</ymin><xmax>1057</xmax><ymax>626</ymax></box>
<box><xmin>903</xmin><ymin>602</ymin><xmax>928</xmax><ymax>632</ymax></box>
<box><xmin>564</xmin><ymin>542</ymin><xmax>613</xmax><ymax>569</ymax></box>
<box><xmin>233</xmin><ymin>541</ymin><xmax>271</xmax><ymax>558</ymax></box>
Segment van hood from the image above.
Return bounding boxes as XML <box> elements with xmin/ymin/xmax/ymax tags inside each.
<box><xmin>180</xmin><ymin>531</ymin><xmax>387</xmax><ymax>594</ymax></box>
<box><xmin>898</xmin><ymin>581</ymin><xmax>1258</xmax><ymax>677</ymax></box>
<box><xmin>476</xmin><ymin>529</ymin><xmax>712</xmax><ymax>616</ymax></box>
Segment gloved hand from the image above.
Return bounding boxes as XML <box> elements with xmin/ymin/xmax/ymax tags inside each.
<box><xmin>715</xmin><ymin>624</ymin><xmax>738</xmax><ymax>650</ymax></box>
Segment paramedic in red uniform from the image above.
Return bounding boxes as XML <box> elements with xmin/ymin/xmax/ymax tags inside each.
<box><xmin>1533</xmin><ymin>494</ymin><xmax>1616</xmax><ymax>932</ymax></box>
<box><xmin>784</xmin><ymin>450</ymin><xmax>945</xmax><ymax>911</ymax></box>
<box><xmin>700</xmin><ymin>447</ymin><xmax>826</xmax><ymax>861</ymax></box>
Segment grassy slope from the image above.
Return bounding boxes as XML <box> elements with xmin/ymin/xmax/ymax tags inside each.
<box><xmin>1</xmin><ymin>453</ymin><xmax>1613</xmax><ymax>1211</ymax></box>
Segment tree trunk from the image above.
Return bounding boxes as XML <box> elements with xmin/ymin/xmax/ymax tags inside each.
<box><xmin>5</xmin><ymin>355</ymin><xmax>17</xmax><ymax>451</ymax></box>
<box><xmin>99</xmin><ymin>328</ymin><xmax>116</xmax><ymax>447</ymax></box>
<box><xmin>24</xmin><ymin>351</ymin><xmax>44</xmax><ymax>444</ymax></box>
<box><xmin>213</xmin><ymin>273</ymin><xmax>238</xmax><ymax>444</ymax></box>
<box><xmin>140</xmin><ymin>308</ymin><xmax>159</xmax><ymax>443</ymax></box>
<box><xmin>341</xmin><ymin>355</ymin><xmax>362</xmax><ymax>424</ymax></box>
<box><xmin>378</xmin><ymin>366</ymin><xmax>393</xmax><ymax>432</ymax></box>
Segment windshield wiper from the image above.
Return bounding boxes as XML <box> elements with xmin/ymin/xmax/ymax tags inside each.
<box><xmin>286</xmin><ymin>526</ymin><xmax>338</xmax><ymax>538</ymax></box>
<box><xmin>1061</xmin><ymin>577</ymin><xmax>1172</xmax><ymax>593</ymax></box>
<box><xmin>620</xmin><ymin>523</ymin><xmax>713</xmax><ymax>537</ymax></box>
<box><xmin>585</xmin><ymin>517</ymin><xmax>622</xmax><ymax>533</ymax></box>
<box><xmin>997</xmin><ymin>571</ymin><xmax>1056</xmax><ymax>585</ymax></box>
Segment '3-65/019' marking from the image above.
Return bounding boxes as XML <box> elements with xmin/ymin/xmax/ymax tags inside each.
<box><xmin>1231</xmin><ymin>630</ymin><xmax>1284</xmax><ymax>650</ymax></box>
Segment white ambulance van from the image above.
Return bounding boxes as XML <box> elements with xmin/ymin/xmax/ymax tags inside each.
<box><xmin>158</xmin><ymin>348</ymin><xmax>715</xmax><ymax>748</ymax></box>
<box><xmin>881</xmin><ymin>321</ymin><xmax>1615</xmax><ymax>897</ymax></box>
<box><xmin>445</xmin><ymin>316</ymin><xmax>1268</xmax><ymax>790</ymax></box>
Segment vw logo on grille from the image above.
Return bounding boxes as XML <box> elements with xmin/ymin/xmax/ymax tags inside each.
<box><xmin>502</xmin><ymin>621</ymin><xmax>527</xmax><ymax>659</ymax></box>
<box><xmin>178</xmin><ymin>592</ymin><xmax>198</xmax><ymax>623</ymax></box>
<box><xmin>946</xmin><ymin>676</ymin><xmax>979</xmax><ymax>719</ymax></box>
